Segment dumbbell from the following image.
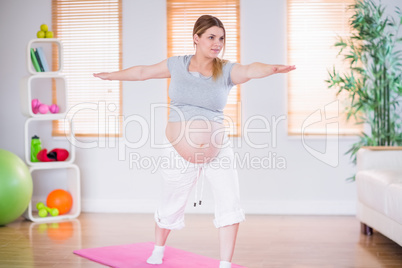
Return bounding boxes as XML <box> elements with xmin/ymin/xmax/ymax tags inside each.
<box><xmin>32</xmin><ymin>99</ymin><xmax>60</xmax><ymax>114</ymax></box>
<box><xmin>36</xmin><ymin>202</ymin><xmax>59</xmax><ymax>217</ymax></box>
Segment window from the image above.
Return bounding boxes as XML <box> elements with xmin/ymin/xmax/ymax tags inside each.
<box><xmin>287</xmin><ymin>0</ymin><xmax>362</xmax><ymax>135</ymax></box>
<box><xmin>167</xmin><ymin>0</ymin><xmax>241</xmax><ymax>136</ymax></box>
<box><xmin>52</xmin><ymin>0</ymin><xmax>122</xmax><ymax>137</ymax></box>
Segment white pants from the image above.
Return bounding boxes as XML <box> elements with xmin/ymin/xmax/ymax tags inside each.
<box><xmin>154</xmin><ymin>133</ymin><xmax>245</xmax><ymax>230</ymax></box>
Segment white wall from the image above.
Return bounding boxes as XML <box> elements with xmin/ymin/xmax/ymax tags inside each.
<box><xmin>1</xmin><ymin>0</ymin><xmax>400</xmax><ymax>215</ymax></box>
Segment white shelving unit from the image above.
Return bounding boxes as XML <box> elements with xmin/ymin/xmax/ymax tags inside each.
<box><xmin>21</xmin><ymin>38</ymin><xmax>81</xmax><ymax>222</ymax></box>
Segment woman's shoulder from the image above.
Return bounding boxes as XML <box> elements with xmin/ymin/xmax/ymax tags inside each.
<box><xmin>222</xmin><ymin>59</ymin><xmax>238</xmax><ymax>72</ymax></box>
<box><xmin>168</xmin><ymin>54</ymin><xmax>193</xmax><ymax>66</ymax></box>
<box><xmin>168</xmin><ymin>54</ymin><xmax>193</xmax><ymax>61</ymax></box>
<box><xmin>220</xmin><ymin>59</ymin><xmax>238</xmax><ymax>87</ymax></box>
<box><xmin>167</xmin><ymin>55</ymin><xmax>193</xmax><ymax>71</ymax></box>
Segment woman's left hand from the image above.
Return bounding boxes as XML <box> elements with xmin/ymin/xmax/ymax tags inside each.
<box><xmin>93</xmin><ymin>72</ymin><xmax>112</xmax><ymax>80</ymax></box>
<box><xmin>272</xmin><ymin>65</ymin><xmax>296</xmax><ymax>74</ymax></box>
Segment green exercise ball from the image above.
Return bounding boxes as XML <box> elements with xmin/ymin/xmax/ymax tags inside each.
<box><xmin>0</xmin><ymin>149</ymin><xmax>33</xmax><ymax>226</ymax></box>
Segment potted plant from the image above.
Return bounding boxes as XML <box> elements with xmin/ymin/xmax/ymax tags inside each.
<box><xmin>326</xmin><ymin>0</ymin><xmax>402</xmax><ymax>179</ymax></box>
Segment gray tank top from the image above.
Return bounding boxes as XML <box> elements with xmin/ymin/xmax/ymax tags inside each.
<box><xmin>167</xmin><ymin>55</ymin><xmax>237</xmax><ymax>124</ymax></box>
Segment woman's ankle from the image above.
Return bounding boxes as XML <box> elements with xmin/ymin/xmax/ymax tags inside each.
<box><xmin>219</xmin><ymin>260</ymin><xmax>231</xmax><ymax>268</ymax></box>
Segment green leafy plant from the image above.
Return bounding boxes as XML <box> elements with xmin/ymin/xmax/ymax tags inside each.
<box><xmin>326</xmin><ymin>0</ymin><xmax>402</xmax><ymax>179</ymax></box>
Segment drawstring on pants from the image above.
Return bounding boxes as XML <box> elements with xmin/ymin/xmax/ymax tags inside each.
<box><xmin>194</xmin><ymin>165</ymin><xmax>205</xmax><ymax>207</ymax></box>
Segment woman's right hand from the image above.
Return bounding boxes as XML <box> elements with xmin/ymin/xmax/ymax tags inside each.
<box><xmin>93</xmin><ymin>72</ymin><xmax>112</xmax><ymax>80</ymax></box>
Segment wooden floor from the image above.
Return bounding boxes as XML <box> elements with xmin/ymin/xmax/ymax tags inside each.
<box><xmin>1</xmin><ymin>213</ymin><xmax>402</xmax><ymax>268</ymax></box>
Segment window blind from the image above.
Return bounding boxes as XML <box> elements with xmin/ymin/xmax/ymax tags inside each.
<box><xmin>52</xmin><ymin>0</ymin><xmax>122</xmax><ymax>137</ymax></box>
<box><xmin>167</xmin><ymin>0</ymin><xmax>241</xmax><ymax>136</ymax></box>
<box><xmin>287</xmin><ymin>0</ymin><xmax>363</xmax><ymax>135</ymax></box>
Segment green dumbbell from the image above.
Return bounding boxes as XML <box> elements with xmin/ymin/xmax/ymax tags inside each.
<box><xmin>36</xmin><ymin>202</ymin><xmax>59</xmax><ymax>217</ymax></box>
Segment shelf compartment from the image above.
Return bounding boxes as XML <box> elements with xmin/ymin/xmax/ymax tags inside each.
<box><xmin>24</xmin><ymin>117</ymin><xmax>76</xmax><ymax>166</ymax></box>
<box><xmin>23</xmin><ymin>164</ymin><xmax>81</xmax><ymax>223</ymax></box>
<box><xmin>20</xmin><ymin>75</ymin><xmax>67</xmax><ymax>118</ymax></box>
<box><xmin>27</xmin><ymin>38</ymin><xmax>63</xmax><ymax>75</ymax></box>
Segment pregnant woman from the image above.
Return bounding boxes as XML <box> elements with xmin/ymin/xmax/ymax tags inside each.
<box><xmin>94</xmin><ymin>14</ymin><xmax>295</xmax><ymax>268</ymax></box>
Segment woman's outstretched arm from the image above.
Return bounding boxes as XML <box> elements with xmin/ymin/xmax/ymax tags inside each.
<box><xmin>231</xmin><ymin>63</ymin><xmax>296</xmax><ymax>85</ymax></box>
<box><xmin>93</xmin><ymin>59</ymin><xmax>170</xmax><ymax>81</ymax></box>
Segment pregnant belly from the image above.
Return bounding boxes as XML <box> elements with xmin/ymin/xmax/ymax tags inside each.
<box><xmin>166</xmin><ymin>120</ymin><xmax>226</xmax><ymax>164</ymax></box>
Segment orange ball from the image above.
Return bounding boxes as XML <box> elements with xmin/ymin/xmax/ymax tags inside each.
<box><xmin>46</xmin><ymin>189</ymin><xmax>73</xmax><ymax>215</ymax></box>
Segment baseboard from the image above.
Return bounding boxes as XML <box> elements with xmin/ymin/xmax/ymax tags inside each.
<box><xmin>81</xmin><ymin>199</ymin><xmax>356</xmax><ymax>215</ymax></box>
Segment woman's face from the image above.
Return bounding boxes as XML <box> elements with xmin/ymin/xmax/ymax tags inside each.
<box><xmin>195</xmin><ymin>26</ymin><xmax>225</xmax><ymax>58</ymax></box>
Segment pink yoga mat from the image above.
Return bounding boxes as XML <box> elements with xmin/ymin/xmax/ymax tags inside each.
<box><xmin>74</xmin><ymin>242</ymin><xmax>247</xmax><ymax>268</ymax></box>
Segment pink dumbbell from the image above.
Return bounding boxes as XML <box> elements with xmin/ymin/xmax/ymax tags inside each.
<box><xmin>49</xmin><ymin>104</ymin><xmax>60</xmax><ymax>113</ymax></box>
<box><xmin>31</xmin><ymin>99</ymin><xmax>59</xmax><ymax>114</ymax></box>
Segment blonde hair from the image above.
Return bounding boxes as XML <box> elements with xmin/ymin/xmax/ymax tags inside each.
<box><xmin>193</xmin><ymin>15</ymin><xmax>228</xmax><ymax>81</ymax></box>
